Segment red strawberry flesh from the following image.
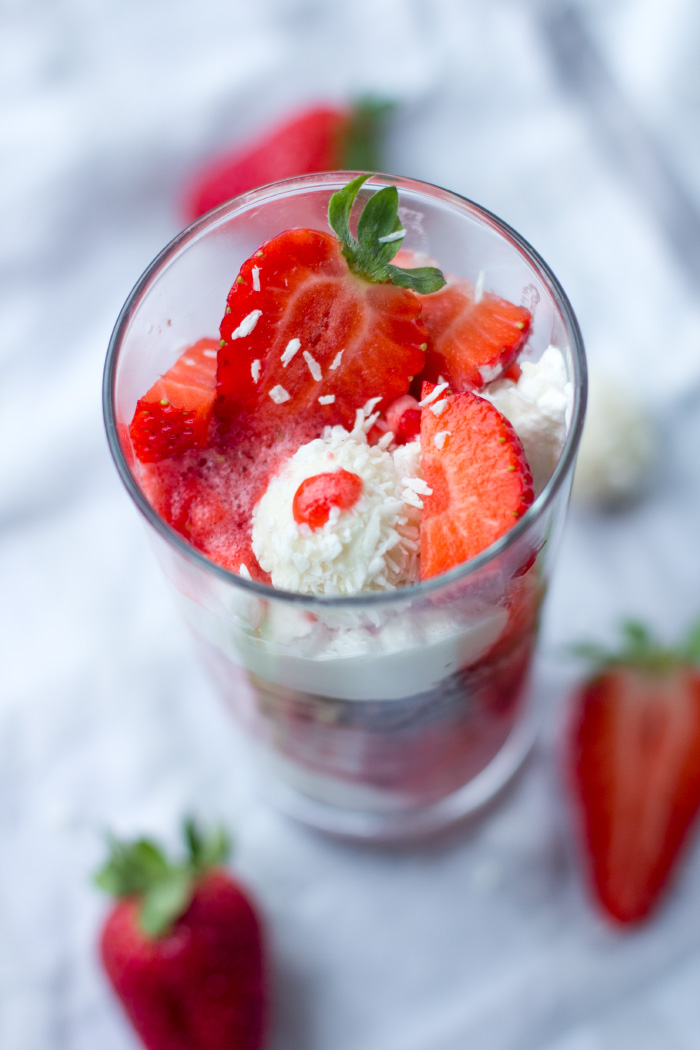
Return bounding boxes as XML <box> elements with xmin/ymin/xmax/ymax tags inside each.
<box><xmin>419</xmin><ymin>385</ymin><xmax>534</xmax><ymax>580</ymax></box>
<box><xmin>421</xmin><ymin>279</ymin><xmax>531</xmax><ymax>391</ymax></box>
<box><xmin>571</xmin><ymin>665</ymin><xmax>700</xmax><ymax>924</ymax></box>
<box><xmin>216</xmin><ymin>228</ymin><xmax>428</xmax><ymax>432</ymax></box>
<box><xmin>293</xmin><ymin>469</ymin><xmax>364</xmax><ymax>530</ymax></box>
<box><xmin>137</xmin><ymin>422</ymin><xmax>307</xmax><ymax>581</ymax></box>
<box><xmin>130</xmin><ymin>338</ymin><xmax>218</xmax><ymax>463</ymax></box>
<box><xmin>384</xmin><ymin>394</ymin><xmax>422</xmax><ymax>444</ymax></box>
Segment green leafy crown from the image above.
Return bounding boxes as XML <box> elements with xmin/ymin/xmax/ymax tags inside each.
<box><xmin>572</xmin><ymin>617</ymin><xmax>700</xmax><ymax>674</ymax></box>
<box><xmin>328</xmin><ymin>174</ymin><xmax>446</xmax><ymax>294</ymax></box>
<box><xmin>94</xmin><ymin>818</ymin><xmax>230</xmax><ymax>939</ymax></box>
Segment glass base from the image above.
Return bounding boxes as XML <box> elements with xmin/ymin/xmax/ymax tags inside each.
<box><xmin>256</xmin><ymin>699</ymin><xmax>538</xmax><ymax>843</ymax></box>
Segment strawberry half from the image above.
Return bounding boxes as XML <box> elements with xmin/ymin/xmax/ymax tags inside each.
<box><xmin>95</xmin><ymin>819</ymin><xmax>266</xmax><ymax>1050</ymax></box>
<box><xmin>420</xmin><ymin>279</ymin><xmax>531</xmax><ymax>391</ymax></box>
<box><xmin>419</xmin><ymin>384</ymin><xmax>534</xmax><ymax>579</ymax></box>
<box><xmin>129</xmin><ymin>338</ymin><xmax>218</xmax><ymax>463</ymax></box>
<box><xmin>569</xmin><ymin>620</ymin><xmax>700</xmax><ymax>924</ymax></box>
<box><xmin>182</xmin><ymin>101</ymin><xmax>391</xmax><ymax>221</ymax></box>
<box><xmin>216</xmin><ymin>174</ymin><xmax>445</xmax><ymax>433</ymax></box>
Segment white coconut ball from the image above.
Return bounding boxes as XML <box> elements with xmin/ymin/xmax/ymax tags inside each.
<box><xmin>573</xmin><ymin>366</ymin><xmax>657</xmax><ymax>506</ymax></box>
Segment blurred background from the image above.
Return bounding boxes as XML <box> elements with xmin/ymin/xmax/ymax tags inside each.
<box><xmin>3</xmin><ymin>0</ymin><xmax>700</xmax><ymax>1047</ymax></box>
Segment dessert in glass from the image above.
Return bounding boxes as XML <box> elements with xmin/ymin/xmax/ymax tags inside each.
<box><xmin>103</xmin><ymin>172</ymin><xmax>586</xmax><ymax>840</ymax></box>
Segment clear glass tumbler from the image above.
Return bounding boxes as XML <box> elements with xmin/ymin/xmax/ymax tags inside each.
<box><xmin>104</xmin><ymin>172</ymin><xmax>586</xmax><ymax>841</ymax></box>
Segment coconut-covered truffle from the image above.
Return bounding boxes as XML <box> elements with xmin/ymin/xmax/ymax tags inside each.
<box><xmin>252</xmin><ymin>412</ymin><xmax>428</xmax><ymax>596</ymax></box>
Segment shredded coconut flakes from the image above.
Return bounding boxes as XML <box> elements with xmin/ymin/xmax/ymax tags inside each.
<box><xmin>281</xmin><ymin>338</ymin><xmax>301</xmax><ymax>366</ymax></box>
<box><xmin>303</xmin><ymin>351</ymin><xmax>322</xmax><ymax>381</ymax></box>
<box><xmin>419</xmin><ymin>382</ymin><xmax>449</xmax><ymax>407</ymax></box>
<box><xmin>362</xmin><ymin>396</ymin><xmax>383</xmax><ymax>417</ymax></box>
<box><xmin>252</xmin><ymin>422</ymin><xmax>424</xmax><ymax>595</ymax></box>
<box><xmin>404</xmin><ymin>477</ymin><xmax>433</xmax><ymax>495</ymax></box>
<box><xmin>318</xmin><ymin>394</ymin><xmax>335</xmax><ymax>405</ymax></box>
<box><xmin>251</xmin><ymin>359</ymin><xmax>261</xmax><ymax>383</ymax></box>
<box><xmin>377</xmin><ymin>229</ymin><xmax>406</xmax><ymax>244</ymax></box>
<box><xmin>330</xmin><ymin>350</ymin><xmax>344</xmax><ymax>370</ymax></box>
<box><xmin>251</xmin><ymin>266</ymin><xmax>260</xmax><ymax>292</ymax></box>
<box><xmin>430</xmin><ymin>398</ymin><xmax>448</xmax><ymax>416</ymax></box>
<box><xmin>230</xmin><ymin>309</ymin><xmax>262</xmax><ymax>339</ymax></box>
<box><xmin>269</xmin><ymin>385</ymin><xmax>291</xmax><ymax>404</ymax></box>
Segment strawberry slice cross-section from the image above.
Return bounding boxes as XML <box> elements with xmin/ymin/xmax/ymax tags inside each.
<box><xmin>569</xmin><ymin>619</ymin><xmax>700</xmax><ymax>924</ymax></box>
<box><xmin>420</xmin><ymin>278</ymin><xmax>531</xmax><ymax>392</ymax></box>
<box><xmin>216</xmin><ymin>174</ymin><xmax>446</xmax><ymax>433</ymax></box>
<box><xmin>419</xmin><ymin>384</ymin><xmax>534</xmax><ymax>579</ymax></box>
<box><xmin>129</xmin><ymin>338</ymin><xmax>218</xmax><ymax>463</ymax></box>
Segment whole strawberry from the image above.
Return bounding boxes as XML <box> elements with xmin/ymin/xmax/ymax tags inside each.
<box><xmin>95</xmin><ymin>820</ymin><xmax>265</xmax><ymax>1050</ymax></box>
<box><xmin>182</xmin><ymin>99</ymin><xmax>391</xmax><ymax>221</ymax></box>
<box><xmin>569</xmin><ymin>619</ymin><xmax>700</xmax><ymax>924</ymax></box>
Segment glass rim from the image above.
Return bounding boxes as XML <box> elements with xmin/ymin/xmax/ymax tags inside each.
<box><xmin>103</xmin><ymin>170</ymin><xmax>587</xmax><ymax>609</ymax></box>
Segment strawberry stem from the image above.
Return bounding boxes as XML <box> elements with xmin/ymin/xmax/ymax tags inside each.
<box><xmin>94</xmin><ymin>819</ymin><xmax>231</xmax><ymax>939</ymax></box>
<box><xmin>341</xmin><ymin>97</ymin><xmax>394</xmax><ymax>172</ymax></box>
<box><xmin>328</xmin><ymin>174</ymin><xmax>446</xmax><ymax>294</ymax></box>
<box><xmin>572</xmin><ymin>618</ymin><xmax>700</xmax><ymax>674</ymax></box>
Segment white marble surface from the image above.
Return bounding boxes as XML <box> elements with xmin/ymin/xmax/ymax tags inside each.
<box><xmin>3</xmin><ymin>1</ymin><xmax>700</xmax><ymax>1047</ymax></box>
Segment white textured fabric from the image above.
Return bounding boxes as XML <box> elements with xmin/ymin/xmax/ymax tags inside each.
<box><xmin>3</xmin><ymin>1</ymin><xmax>700</xmax><ymax>1048</ymax></box>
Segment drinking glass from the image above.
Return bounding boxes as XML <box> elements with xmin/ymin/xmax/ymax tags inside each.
<box><xmin>104</xmin><ymin>172</ymin><xmax>586</xmax><ymax>840</ymax></box>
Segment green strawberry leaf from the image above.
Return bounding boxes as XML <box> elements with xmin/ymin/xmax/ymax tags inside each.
<box><xmin>328</xmin><ymin>175</ymin><xmax>445</xmax><ymax>293</ymax></box>
<box><xmin>140</xmin><ymin>869</ymin><xmax>194</xmax><ymax>939</ymax></box>
<box><xmin>327</xmin><ymin>173</ymin><xmax>368</xmax><ymax>250</ymax></box>
<box><xmin>682</xmin><ymin>616</ymin><xmax>700</xmax><ymax>663</ymax></box>
<box><xmin>341</xmin><ymin>97</ymin><xmax>394</xmax><ymax>172</ymax></box>
<box><xmin>385</xmin><ymin>264</ymin><xmax>447</xmax><ymax>294</ymax></box>
<box><xmin>572</xmin><ymin>616</ymin><xmax>700</xmax><ymax>675</ymax></box>
<box><xmin>95</xmin><ymin>819</ymin><xmax>232</xmax><ymax>940</ymax></box>
<box><xmin>94</xmin><ymin>837</ymin><xmax>169</xmax><ymax>897</ymax></box>
<box><xmin>356</xmin><ymin>185</ymin><xmax>404</xmax><ymax>257</ymax></box>
<box><xmin>184</xmin><ymin>817</ymin><xmax>230</xmax><ymax>870</ymax></box>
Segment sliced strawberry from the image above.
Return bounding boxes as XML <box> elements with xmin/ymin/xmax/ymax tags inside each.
<box><xmin>293</xmin><ymin>470</ymin><xmax>364</xmax><ymax>530</ymax></box>
<box><xmin>569</xmin><ymin>621</ymin><xmax>700</xmax><ymax>924</ymax></box>
<box><xmin>216</xmin><ymin>175</ymin><xmax>445</xmax><ymax>433</ymax></box>
<box><xmin>421</xmin><ymin>279</ymin><xmax>531</xmax><ymax>392</ymax></box>
<box><xmin>129</xmin><ymin>338</ymin><xmax>218</xmax><ymax>463</ymax></box>
<box><xmin>138</xmin><ymin>429</ymin><xmax>299</xmax><ymax>582</ymax></box>
<box><xmin>419</xmin><ymin>384</ymin><xmax>534</xmax><ymax>579</ymax></box>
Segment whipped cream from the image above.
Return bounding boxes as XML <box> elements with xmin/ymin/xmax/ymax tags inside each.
<box><xmin>481</xmin><ymin>345</ymin><xmax>573</xmax><ymax>494</ymax></box>
<box><xmin>252</xmin><ymin>416</ymin><xmax>426</xmax><ymax>596</ymax></box>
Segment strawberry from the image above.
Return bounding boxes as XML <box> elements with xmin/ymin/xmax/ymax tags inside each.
<box><xmin>216</xmin><ymin>174</ymin><xmax>444</xmax><ymax>433</ymax></box>
<box><xmin>420</xmin><ymin>279</ymin><xmax>531</xmax><ymax>392</ymax></box>
<box><xmin>502</xmin><ymin>362</ymin><xmax>522</xmax><ymax>383</ymax></box>
<box><xmin>182</xmin><ymin>101</ymin><xmax>391</xmax><ymax>221</ymax></box>
<box><xmin>130</xmin><ymin>338</ymin><xmax>219</xmax><ymax>464</ymax></box>
<box><xmin>568</xmin><ymin>620</ymin><xmax>700</xmax><ymax>925</ymax></box>
<box><xmin>419</xmin><ymin>383</ymin><xmax>534</xmax><ymax>580</ymax></box>
<box><xmin>293</xmin><ymin>469</ymin><xmax>364</xmax><ymax>530</ymax></box>
<box><xmin>95</xmin><ymin>820</ymin><xmax>266</xmax><ymax>1050</ymax></box>
<box><xmin>384</xmin><ymin>394</ymin><xmax>422</xmax><ymax>444</ymax></box>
